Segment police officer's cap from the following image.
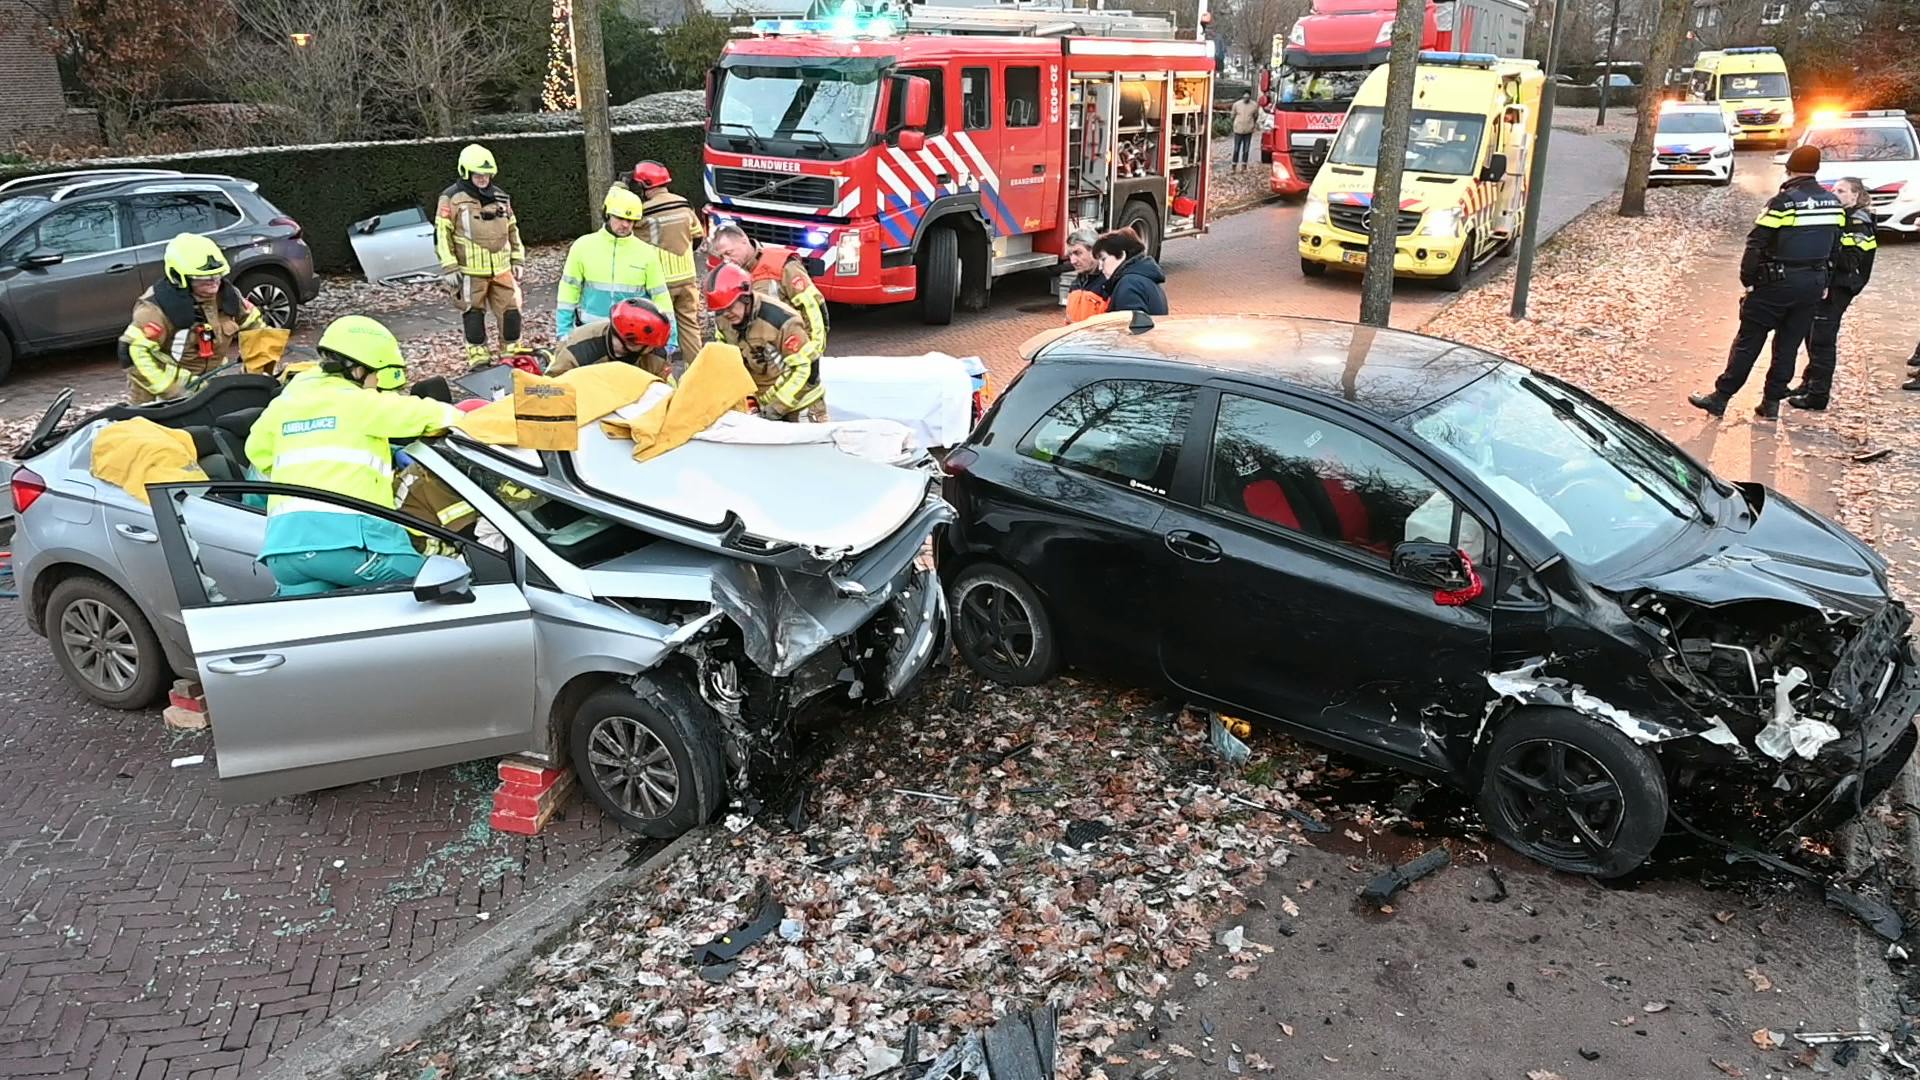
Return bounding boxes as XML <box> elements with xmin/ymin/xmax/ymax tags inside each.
<box><xmin>1785</xmin><ymin>145</ymin><xmax>1822</xmax><ymax>173</ymax></box>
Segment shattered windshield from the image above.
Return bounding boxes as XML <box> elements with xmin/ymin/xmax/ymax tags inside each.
<box><xmin>1331</xmin><ymin>107</ymin><xmax>1488</xmax><ymax>177</ymax></box>
<box><xmin>712</xmin><ymin>58</ymin><xmax>884</xmax><ymax>156</ymax></box>
<box><xmin>1408</xmin><ymin>366</ymin><xmax>1707</xmax><ymax>570</ymax></box>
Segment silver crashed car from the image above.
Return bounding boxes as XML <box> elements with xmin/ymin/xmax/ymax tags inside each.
<box><xmin>9</xmin><ymin>375</ymin><xmax>950</xmax><ymax>836</ymax></box>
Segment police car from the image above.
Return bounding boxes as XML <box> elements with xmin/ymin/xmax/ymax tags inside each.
<box><xmin>1780</xmin><ymin>109</ymin><xmax>1920</xmax><ymax>233</ymax></box>
<box><xmin>1650</xmin><ymin>102</ymin><xmax>1736</xmax><ymax>185</ymax></box>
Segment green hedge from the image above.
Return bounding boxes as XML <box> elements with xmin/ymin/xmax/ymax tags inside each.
<box><xmin>0</xmin><ymin>123</ymin><xmax>707</xmax><ymax>274</ymax></box>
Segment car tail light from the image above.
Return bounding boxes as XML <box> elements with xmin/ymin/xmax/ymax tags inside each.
<box><xmin>10</xmin><ymin>468</ymin><xmax>47</xmax><ymax>514</ymax></box>
<box><xmin>940</xmin><ymin>447</ymin><xmax>978</xmax><ymax>476</ymax></box>
<box><xmin>269</xmin><ymin>214</ymin><xmax>304</xmax><ymax>240</ymax></box>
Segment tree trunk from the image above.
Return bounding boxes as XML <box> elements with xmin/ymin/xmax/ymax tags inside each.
<box><xmin>1357</xmin><ymin>0</ymin><xmax>1426</xmax><ymax>328</ymax></box>
<box><xmin>1619</xmin><ymin>0</ymin><xmax>1691</xmax><ymax>217</ymax></box>
<box><xmin>572</xmin><ymin>0</ymin><xmax>616</xmax><ymax>230</ymax></box>
<box><xmin>1508</xmin><ymin>0</ymin><xmax>1565</xmax><ymax>318</ymax></box>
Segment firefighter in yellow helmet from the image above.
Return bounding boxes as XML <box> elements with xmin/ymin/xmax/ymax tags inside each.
<box><xmin>246</xmin><ymin>315</ymin><xmax>463</xmax><ymax>597</ymax></box>
<box><xmin>437</xmin><ymin>143</ymin><xmax>528</xmax><ymax>368</ymax></box>
<box><xmin>628</xmin><ymin>161</ymin><xmax>706</xmax><ymax>357</ymax></box>
<box><xmin>117</xmin><ymin>233</ymin><xmax>266</xmax><ymax>404</ymax></box>
<box><xmin>555</xmin><ymin>187</ymin><xmax>674</xmax><ymax>351</ymax></box>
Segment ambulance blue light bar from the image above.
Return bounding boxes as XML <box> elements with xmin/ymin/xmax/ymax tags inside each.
<box><xmin>1724</xmin><ymin>46</ymin><xmax>1779</xmax><ymax>54</ymax></box>
<box><xmin>1419</xmin><ymin>50</ymin><xmax>1499</xmax><ymax>68</ymax></box>
<box><xmin>752</xmin><ymin>16</ymin><xmax>897</xmax><ymax>36</ymax></box>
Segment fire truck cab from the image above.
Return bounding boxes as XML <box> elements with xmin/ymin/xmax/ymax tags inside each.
<box><xmin>703</xmin><ymin>11</ymin><xmax>1214</xmax><ymax>323</ymax></box>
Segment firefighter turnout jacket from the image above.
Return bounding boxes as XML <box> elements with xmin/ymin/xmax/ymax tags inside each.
<box><xmin>545</xmin><ymin>322</ymin><xmax>674</xmax><ymax>381</ymax></box>
<box><xmin>746</xmin><ymin>245</ymin><xmax>828</xmax><ymax>366</ymax></box>
<box><xmin>117</xmin><ymin>280</ymin><xmax>265</xmax><ymax>403</ymax></box>
<box><xmin>1834</xmin><ymin>205</ymin><xmax>1878</xmax><ymax>294</ymax></box>
<box><xmin>555</xmin><ymin>229</ymin><xmax>673</xmax><ymax>340</ymax></box>
<box><xmin>640</xmin><ymin>190</ymin><xmax>705</xmax><ymax>287</ymax></box>
<box><xmin>713</xmin><ymin>296</ymin><xmax>825</xmax><ymax>420</ymax></box>
<box><xmin>436</xmin><ymin>180</ymin><xmax>524</xmax><ymax>278</ymax></box>
<box><xmin>1741</xmin><ymin>175</ymin><xmax>1844</xmax><ymax>287</ymax></box>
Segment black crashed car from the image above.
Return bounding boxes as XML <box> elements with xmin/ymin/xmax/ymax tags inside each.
<box><xmin>935</xmin><ymin>312</ymin><xmax>1920</xmax><ymax>878</ymax></box>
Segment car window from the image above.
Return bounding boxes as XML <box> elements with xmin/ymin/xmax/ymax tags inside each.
<box><xmin>1207</xmin><ymin>394</ymin><xmax>1486</xmax><ymax>563</ymax></box>
<box><xmin>962</xmin><ymin>66</ymin><xmax>992</xmax><ymax>131</ymax></box>
<box><xmin>885</xmin><ymin>66</ymin><xmax>947</xmax><ymax>135</ymax></box>
<box><xmin>128</xmin><ymin>192</ymin><xmax>243</xmax><ymax>245</ymax></box>
<box><xmin>1017</xmin><ymin>379</ymin><xmax>1195</xmax><ymax>495</ymax></box>
<box><xmin>447</xmin><ymin>455</ymin><xmax>658</xmax><ymax>567</ymax></box>
<box><xmin>1006</xmin><ymin>66</ymin><xmax>1041</xmax><ymax>128</ymax></box>
<box><xmin>1807</xmin><ymin>124</ymin><xmax>1918</xmax><ymax>162</ymax></box>
<box><xmin>33</xmin><ymin>203</ymin><xmax>123</xmax><ymax>257</ymax></box>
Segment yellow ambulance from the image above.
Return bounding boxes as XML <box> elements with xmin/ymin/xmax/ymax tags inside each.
<box><xmin>1298</xmin><ymin>52</ymin><xmax>1543</xmax><ymax>291</ymax></box>
<box><xmin>1689</xmin><ymin>47</ymin><xmax>1794</xmax><ymax>145</ymax></box>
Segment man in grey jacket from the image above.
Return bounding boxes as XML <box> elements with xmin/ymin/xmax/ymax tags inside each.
<box><xmin>1230</xmin><ymin>92</ymin><xmax>1261</xmax><ymax>168</ymax></box>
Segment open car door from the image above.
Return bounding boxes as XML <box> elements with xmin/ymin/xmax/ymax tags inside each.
<box><xmin>147</xmin><ymin>480</ymin><xmax>540</xmax><ymax>800</ymax></box>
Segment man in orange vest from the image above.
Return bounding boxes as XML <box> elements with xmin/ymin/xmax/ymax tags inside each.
<box><xmin>705</xmin><ymin>224</ymin><xmax>827</xmax><ymax>364</ymax></box>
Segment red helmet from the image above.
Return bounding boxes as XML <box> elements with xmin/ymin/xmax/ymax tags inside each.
<box><xmin>705</xmin><ymin>263</ymin><xmax>752</xmax><ymax>313</ymax></box>
<box><xmin>632</xmin><ymin>160</ymin><xmax>672</xmax><ymax>190</ymax></box>
<box><xmin>609</xmin><ymin>298</ymin><xmax>672</xmax><ymax>350</ymax></box>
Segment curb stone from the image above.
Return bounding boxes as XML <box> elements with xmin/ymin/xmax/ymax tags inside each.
<box><xmin>261</xmin><ymin>826</ymin><xmax>713</xmax><ymax>1080</ymax></box>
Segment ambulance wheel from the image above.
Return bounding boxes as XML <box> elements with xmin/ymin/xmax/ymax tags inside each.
<box><xmin>917</xmin><ymin>227</ymin><xmax>959</xmax><ymax>326</ymax></box>
<box><xmin>1300</xmin><ymin>258</ymin><xmax>1326</xmax><ymax>278</ymax></box>
<box><xmin>1439</xmin><ymin>233</ymin><xmax>1475</xmax><ymax>292</ymax></box>
<box><xmin>1116</xmin><ymin>199</ymin><xmax>1162</xmax><ymax>260</ymax></box>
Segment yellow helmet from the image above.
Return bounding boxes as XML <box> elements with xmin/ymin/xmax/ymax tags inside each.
<box><xmin>162</xmin><ymin>233</ymin><xmax>230</xmax><ymax>288</ymax></box>
<box><xmin>603</xmin><ymin>187</ymin><xmax>645</xmax><ymax>223</ymax></box>
<box><xmin>316</xmin><ymin>315</ymin><xmax>409</xmax><ymax>390</ymax></box>
<box><xmin>457</xmin><ymin>143</ymin><xmax>497</xmax><ymax>179</ymax></box>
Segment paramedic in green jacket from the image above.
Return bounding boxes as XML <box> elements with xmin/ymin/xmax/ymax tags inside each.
<box><xmin>555</xmin><ymin>188</ymin><xmax>675</xmax><ymax>353</ymax></box>
<box><xmin>245</xmin><ymin>315</ymin><xmax>463</xmax><ymax>597</ymax></box>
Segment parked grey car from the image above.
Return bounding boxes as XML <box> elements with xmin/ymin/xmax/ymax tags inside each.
<box><xmin>0</xmin><ymin>169</ymin><xmax>322</xmax><ymax>383</ymax></box>
<box><xmin>9</xmin><ymin>376</ymin><xmax>949</xmax><ymax>835</ymax></box>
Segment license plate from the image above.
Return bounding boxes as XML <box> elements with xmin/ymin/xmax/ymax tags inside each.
<box><xmin>1341</xmin><ymin>251</ymin><xmax>1367</xmax><ymax>266</ymax></box>
<box><xmin>1673</xmin><ymin>164</ymin><xmax>1699</xmax><ymax>171</ymax></box>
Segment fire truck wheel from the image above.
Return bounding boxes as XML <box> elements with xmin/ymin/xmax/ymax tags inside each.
<box><xmin>1116</xmin><ymin>199</ymin><xmax>1162</xmax><ymax>260</ymax></box>
<box><xmin>1299</xmin><ymin>258</ymin><xmax>1325</xmax><ymax>278</ymax></box>
<box><xmin>917</xmin><ymin>226</ymin><xmax>959</xmax><ymax>325</ymax></box>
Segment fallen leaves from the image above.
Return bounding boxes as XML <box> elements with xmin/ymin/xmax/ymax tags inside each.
<box><xmin>1743</xmin><ymin>967</ymin><xmax>1773</xmax><ymax>993</ymax></box>
<box><xmin>1752</xmin><ymin>1028</ymin><xmax>1783</xmax><ymax>1051</ymax></box>
<box><xmin>1712</xmin><ymin>1060</ymin><xmax>1746</xmax><ymax>1078</ymax></box>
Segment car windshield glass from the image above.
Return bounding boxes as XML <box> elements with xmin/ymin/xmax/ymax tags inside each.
<box><xmin>1808</xmin><ymin>124</ymin><xmax>1918</xmax><ymax>162</ymax></box>
<box><xmin>1330</xmin><ymin>107</ymin><xmax>1487</xmax><ymax>176</ymax></box>
<box><xmin>713</xmin><ymin>59</ymin><xmax>884</xmax><ymax>154</ymax></box>
<box><xmin>1720</xmin><ymin>72</ymin><xmax>1789</xmax><ymax>99</ymax></box>
<box><xmin>1407</xmin><ymin>366</ymin><xmax>1706</xmax><ymax>570</ymax></box>
<box><xmin>1272</xmin><ymin>67</ymin><xmax>1367</xmax><ymax>102</ymax></box>
<box><xmin>0</xmin><ymin>196</ymin><xmax>49</xmax><ymax>241</ymax></box>
<box><xmin>1658</xmin><ymin>111</ymin><xmax>1726</xmax><ymax>134</ymax></box>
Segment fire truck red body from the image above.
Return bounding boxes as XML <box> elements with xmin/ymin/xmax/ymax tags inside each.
<box><xmin>704</xmin><ymin>22</ymin><xmax>1214</xmax><ymax>323</ymax></box>
<box><xmin>1261</xmin><ymin>0</ymin><xmax>1529</xmax><ymax>195</ymax></box>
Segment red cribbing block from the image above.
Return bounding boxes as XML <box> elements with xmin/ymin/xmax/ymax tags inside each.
<box><xmin>497</xmin><ymin>759</ymin><xmax>566</xmax><ymax>788</ymax></box>
<box><xmin>169</xmin><ymin>678</ymin><xmax>207</xmax><ymax>713</ymax></box>
<box><xmin>490</xmin><ymin>759</ymin><xmax>574</xmax><ymax>836</ymax></box>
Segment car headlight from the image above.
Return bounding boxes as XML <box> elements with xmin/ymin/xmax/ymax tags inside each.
<box><xmin>1418</xmin><ymin>208</ymin><xmax>1461</xmax><ymax>237</ymax></box>
<box><xmin>833</xmin><ymin>231</ymin><xmax>861</xmax><ymax>275</ymax></box>
<box><xmin>1303</xmin><ymin>196</ymin><xmax>1329</xmax><ymax>224</ymax></box>
<box><xmin>1713</xmin><ymin>147</ymin><xmax>1733</xmax><ymax>158</ymax></box>
<box><xmin>1781</xmin><ymin>109</ymin><xmax>1795</xmax><ymax>127</ymax></box>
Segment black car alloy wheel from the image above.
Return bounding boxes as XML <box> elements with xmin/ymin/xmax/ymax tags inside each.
<box><xmin>949</xmin><ymin>564</ymin><xmax>1058</xmax><ymax>686</ymax></box>
<box><xmin>1489</xmin><ymin>739</ymin><xmax>1626</xmax><ymax>860</ymax></box>
<box><xmin>1477</xmin><ymin>707</ymin><xmax>1669</xmax><ymax>878</ymax></box>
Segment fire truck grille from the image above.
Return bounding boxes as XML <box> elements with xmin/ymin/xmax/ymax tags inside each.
<box><xmin>1735</xmin><ymin>109</ymin><xmax>1782</xmax><ymax>125</ymax></box>
<box><xmin>723</xmin><ymin>218</ymin><xmax>815</xmax><ymax>251</ymax></box>
<box><xmin>1288</xmin><ymin>147</ymin><xmax>1325</xmax><ymax>185</ymax></box>
<box><xmin>712</xmin><ymin>167</ymin><xmax>838</xmax><ymax>207</ymax></box>
<box><xmin>1657</xmin><ymin>151</ymin><xmax>1713</xmax><ymax>165</ymax></box>
<box><xmin>1329</xmin><ymin>204</ymin><xmax>1419</xmax><ymax>237</ymax></box>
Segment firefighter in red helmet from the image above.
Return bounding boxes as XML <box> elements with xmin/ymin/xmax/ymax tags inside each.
<box><xmin>545</xmin><ymin>298</ymin><xmax>675</xmax><ymax>380</ymax></box>
<box><xmin>705</xmin><ymin>263</ymin><xmax>825</xmax><ymax>421</ymax></box>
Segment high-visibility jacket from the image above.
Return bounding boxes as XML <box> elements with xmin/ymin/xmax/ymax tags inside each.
<box><xmin>117</xmin><ymin>280</ymin><xmax>265</xmax><ymax>401</ymax></box>
<box><xmin>640</xmin><ymin>190</ymin><xmax>705</xmax><ymax>286</ymax></box>
<box><xmin>545</xmin><ymin>322</ymin><xmax>674</xmax><ymax>381</ymax></box>
<box><xmin>555</xmin><ymin>229</ymin><xmax>673</xmax><ymax>342</ymax></box>
<box><xmin>713</xmin><ymin>296</ymin><xmax>823</xmax><ymax>420</ymax></box>
<box><xmin>246</xmin><ymin>370</ymin><xmax>461</xmax><ymax>559</ymax></box>
<box><xmin>747</xmin><ymin>246</ymin><xmax>828</xmax><ymax>363</ymax></box>
<box><xmin>1833</xmin><ymin>206</ymin><xmax>1878</xmax><ymax>294</ymax></box>
<box><xmin>1741</xmin><ymin>175</ymin><xmax>1843</xmax><ymax>287</ymax></box>
<box><xmin>436</xmin><ymin>182</ymin><xmax>524</xmax><ymax>278</ymax></box>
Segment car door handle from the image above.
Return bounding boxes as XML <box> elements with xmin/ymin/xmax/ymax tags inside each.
<box><xmin>105</xmin><ymin>263</ymin><xmax>134</xmax><ymax>275</ymax></box>
<box><xmin>1165</xmin><ymin>530</ymin><xmax>1222</xmax><ymax>563</ymax></box>
<box><xmin>113</xmin><ymin>523</ymin><xmax>159</xmax><ymax>543</ymax></box>
<box><xmin>206</xmin><ymin>653</ymin><xmax>286</xmax><ymax>676</ymax></box>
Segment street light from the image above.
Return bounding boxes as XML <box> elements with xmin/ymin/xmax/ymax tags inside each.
<box><xmin>289</xmin><ymin>32</ymin><xmax>313</xmax><ymax>47</ymax></box>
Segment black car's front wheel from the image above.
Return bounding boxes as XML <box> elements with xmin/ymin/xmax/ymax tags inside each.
<box><xmin>570</xmin><ymin>677</ymin><xmax>726</xmax><ymax>838</ymax></box>
<box><xmin>949</xmin><ymin>563</ymin><xmax>1059</xmax><ymax>686</ymax></box>
<box><xmin>1477</xmin><ymin>707</ymin><xmax>1668</xmax><ymax>878</ymax></box>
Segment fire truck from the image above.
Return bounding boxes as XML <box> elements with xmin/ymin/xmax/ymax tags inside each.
<box><xmin>702</xmin><ymin>3</ymin><xmax>1215</xmax><ymax>323</ymax></box>
<box><xmin>1260</xmin><ymin>0</ymin><xmax>1529</xmax><ymax>196</ymax></box>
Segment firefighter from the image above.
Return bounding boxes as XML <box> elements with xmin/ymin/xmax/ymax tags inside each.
<box><xmin>706</xmin><ymin>224</ymin><xmax>828</xmax><ymax>364</ymax></box>
<box><xmin>246</xmin><ymin>316</ymin><xmax>463</xmax><ymax>598</ymax></box>
<box><xmin>437</xmin><ymin>143</ymin><xmax>527</xmax><ymax>368</ymax></box>
<box><xmin>705</xmin><ymin>263</ymin><xmax>825</xmax><ymax>422</ymax></box>
<box><xmin>546</xmin><ymin>298</ymin><xmax>675</xmax><ymax>380</ymax></box>
<box><xmin>118</xmin><ymin>233</ymin><xmax>266</xmax><ymax>404</ymax></box>
<box><xmin>555</xmin><ymin>187</ymin><xmax>675</xmax><ymax>353</ymax></box>
<box><xmin>1688</xmin><ymin>145</ymin><xmax>1843</xmax><ymax>421</ymax></box>
<box><xmin>628</xmin><ymin>160</ymin><xmax>706</xmax><ymax>357</ymax></box>
<box><xmin>1788</xmin><ymin>176</ymin><xmax>1876</xmax><ymax>411</ymax></box>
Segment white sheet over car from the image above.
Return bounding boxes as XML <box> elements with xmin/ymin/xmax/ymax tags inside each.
<box><xmin>820</xmin><ymin>353</ymin><xmax>976</xmax><ymax>449</ymax></box>
<box><xmin>571</xmin><ymin>418</ymin><xmax>930</xmax><ymax>553</ymax></box>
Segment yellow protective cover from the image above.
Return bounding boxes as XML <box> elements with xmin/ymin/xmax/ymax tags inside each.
<box><xmin>89</xmin><ymin>418</ymin><xmax>208</xmax><ymax>505</ymax></box>
<box><xmin>452</xmin><ymin>363</ymin><xmax>659</xmax><ymax>446</ymax></box>
<box><xmin>599</xmin><ymin>342</ymin><xmax>755</xmax><ymax>462</ymax></box>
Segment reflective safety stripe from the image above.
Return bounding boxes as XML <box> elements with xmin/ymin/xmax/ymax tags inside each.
<box><xmin>1755</xmin><ymin>208</ymin><xmax>1845</xmax><ymax>227</ymax></box>
<box><xmin>436</xmin><ymin>500</ymin><xmax>475</xmax><ymax>525</ymax></box>
<box><xmin>271</xmin><ymin>446</ymin><xmax>395</xmax><ymax>476</ymax></box>
<box><xmin>1842</xmin><ymin>233</ymin><xmax>1879</xmax><ymax>250</ymax></box>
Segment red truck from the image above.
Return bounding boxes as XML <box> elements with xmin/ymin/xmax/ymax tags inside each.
<box><xmin>703</xmin><ymin>13</ymin><xmax>1214</xmax><ymax>323</ymax></box>
<box><xmin>1261</xmin><ymin>0</ymin><xmax>1531</xmax><ymax>195</ymax></box>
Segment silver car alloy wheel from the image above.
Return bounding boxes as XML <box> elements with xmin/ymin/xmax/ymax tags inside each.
<box><xmin>245</xmin><ymin>280</ymin><xmax>296</xmax><ymax>329</ymax></box>
<box><xmin>59</xmin><ymin>598</ymin><xmax>140</xmax><ymax>694</ymax></box>
<box><xmin>585</xmin><ymin>715</ymin><xmax>680</xmax><ymax>820</ymax></box>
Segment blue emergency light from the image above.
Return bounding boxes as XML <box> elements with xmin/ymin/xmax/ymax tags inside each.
<box><xmin>1724</xmin><ymin>46</ymin><xmax>1779</xmax><ymax>54</ymax></box>
<box><xmin>1419</xmin><ymin>50</ymin><xmax>1499</xmax><ymax>68</ymax></box>
<box><xmin>752</xmin><ymin>16</ymin><xmax>897</xmax><ymax>36</ymax></box>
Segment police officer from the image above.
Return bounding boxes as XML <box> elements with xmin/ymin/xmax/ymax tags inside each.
<box><xmin>1689</xmin><ymin>145</ymin><xmax>1844</xmax><ymax>420</ymax></box>
<box><xmin>1787</xmin><ymin>176</ymin><xmax>1876</xmax><ymax>411</ymax></box>
<box><xmin>706</xmin><ymin>224</ymin><xmax>828</xmax><ymax>366</ymax></box>
<box><xmin>118</xmin><ymin>233</ymin><xmax>266</xmax><ymax>404</ymax></box>
<box><xmin>437</xmin><ymin>143</ymin><xmax>528</xmax><ymax>368</ymax></box>
<box><xmin>556</xmin><ymin>188</ymin><xmax>674</xmax><ymax>352</ymax></box>
<box><xmin>246</xmin><ymin>315</ymin><xmax>463</xmax><ymax>597</ymax></box>
<box><xmin>628</xmin><ymin>161</ymin><xmax>706</xmax><ymax>357</ymax></box>
<box><xmin>546</xmin><ymin>298</ymin><xmax>675</xmax><ymax>380</ymax></box>
<box><xmin>705</xmin><ymin>263</ymin><xmax>825</xmax><ymax>422</ymax></box>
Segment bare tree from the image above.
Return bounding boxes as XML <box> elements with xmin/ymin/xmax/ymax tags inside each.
<box><xmin>1619</xmin><ymin>0</ymin><xmax>1691</xmax><ymax>216</ymax></box>
<box><xmin>377</xmin><ymin>0</ymin><xmax>523</xmax><ymax>136</ymax></box>
<box><xmin>224</xmin><ymin>0</ymin><xmax>381</xmax><ymax>142</ymax></box>
<box><xmin>1358</xmin><ymin>0</ymin><xmax>1425</xmax><ymax>327</ymax></box>
<box><xmin>1219</xmin><ymin>0</ymin><xmax>1307</xmax><ymax>76</ymax></box>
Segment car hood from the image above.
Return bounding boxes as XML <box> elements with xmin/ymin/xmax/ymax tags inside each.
<box><xmin>1631</xmin><ymin>485</ymin><xmax>1888</xmax><ymax>617</ymax></box>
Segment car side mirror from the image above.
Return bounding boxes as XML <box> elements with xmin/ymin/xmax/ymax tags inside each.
<box><xmin>1481</xmin><ymin>152</ymin><xmax>1508</xmax><ymax>181</ymax></box>
<box><xmin>412</xmin><ymin>554</ymin><xmax>474</xmax><ymax>604</ymax></box>
<box><xmin>1392</xmin><ymin>541</ymin><xmax>1484</xmax><ymax>605</ymax></box>
<box><xmin>898</xmin><ymin>128</ymin><xmax>927</xmax><ymax>153</ymax></box>
<box><xmin>22</xmin><ymin>248</ymin><xmax>63</xmax><ymax>268</ymax></box>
